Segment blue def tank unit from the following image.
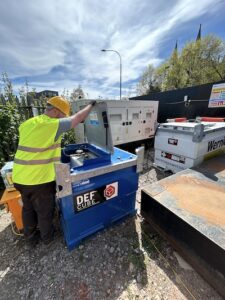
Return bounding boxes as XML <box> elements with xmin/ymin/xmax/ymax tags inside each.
<box><xmin>55</xmin><ymin>102</ymin><xmax>141</xmax><ymax>250</ymax></box>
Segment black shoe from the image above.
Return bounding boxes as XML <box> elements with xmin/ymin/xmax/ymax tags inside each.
<box><xmin>42</xmin><ymin>237</ymin><xmax>54</xmax><ymax>245</ymax></box>
<box><xmin>42</xmin><ymin>227</ymin><xmax>55</xmax><ymax>245</ymax></box>
<box><xmin>26</xmin><ymin>229</ymin><xmax>41</xmax><ymax>248</ymax></box>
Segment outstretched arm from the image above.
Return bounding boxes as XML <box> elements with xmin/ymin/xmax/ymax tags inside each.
<box><xmin>54</xmin><ymin>101</ymin><xmax>97</xmax><ymax>141</ymax></box>
<box><xmin>70</xmin><ymin>102</ymin><xmax>95</xmax><ymax>128</ymax></box>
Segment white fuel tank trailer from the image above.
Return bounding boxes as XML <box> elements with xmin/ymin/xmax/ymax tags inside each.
<box><xmin>154</xmin><ymin>121</ymin><xmax>225</xmax><ymax>173</ymax></box>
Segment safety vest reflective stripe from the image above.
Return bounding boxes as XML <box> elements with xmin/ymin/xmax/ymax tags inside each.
<box><xmin>17</xmin><ymin>143</ymin><xmax>61</xmax><ymax>152</ymax></box>
<box><xmin>14</xmin><ymin>157</ymin><xmax>60</xmax><ymax>165</ymax></box>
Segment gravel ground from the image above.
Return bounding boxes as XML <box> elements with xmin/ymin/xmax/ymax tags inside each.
<box><xmin>0</xmin><ymin>150</ymin><xmax>223</xmax><ymax>300</ymax></box>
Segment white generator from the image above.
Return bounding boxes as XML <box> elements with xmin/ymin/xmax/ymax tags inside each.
<box><xmin>154</xmin><ymin>122</ymin><xmax>225</xmax><ymax>173</ymax></box>
<box><xmin>72</xmin><ymin>100</ymin><xmax>158</xmax><ymax>145</ymax></box>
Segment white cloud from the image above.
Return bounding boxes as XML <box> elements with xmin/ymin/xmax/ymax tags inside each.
<box><xmin>0</xmin><ymin>0</ymin><xmax>224</xmax><ymax>98</ymax></box>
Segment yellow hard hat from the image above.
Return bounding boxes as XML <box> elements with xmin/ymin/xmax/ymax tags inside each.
<box><xmin>47</xmin><ymin>96</ymin><xmax>70</xmax><ymax>116</ymax></box>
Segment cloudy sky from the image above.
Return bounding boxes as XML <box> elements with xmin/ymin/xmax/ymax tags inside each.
<box><xmin>0</xmin><ymin>0</ymin><xmax>225</xmax><ymax>99</ymax></box>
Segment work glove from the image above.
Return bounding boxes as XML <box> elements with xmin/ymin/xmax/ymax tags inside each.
<box><xmin>89</xmin><ymin>100</ymin><xmax>97</xmax><ymax>107</ymax></box>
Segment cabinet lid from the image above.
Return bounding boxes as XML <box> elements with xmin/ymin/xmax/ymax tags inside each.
<box><xmin>84</xmin><ymin>102</ymin><xmax>114</xmax><ymax>154</ymax></box>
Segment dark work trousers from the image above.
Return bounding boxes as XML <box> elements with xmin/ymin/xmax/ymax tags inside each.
<box><xmin>14</xmin><ymin>181</ymin><xmax>56</xmax><ymax>241</ymax></box>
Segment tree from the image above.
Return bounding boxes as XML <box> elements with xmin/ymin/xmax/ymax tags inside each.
<box><xmin>162</xmin><ymin>44</ymin><xmax>187</xmax><ymax>90</ymax></box>
<box><xmin>70</xmin><ymin>85</ymin><xmax>86</xmax><ymax>101</ymax></box>
<box><xmin>201</xmin><ymin>35</ymin><xmax>225</xmax><ymax>80</ymax></box>
<box><xmin>154</xmin><ymin>63</ymin><xmax>171</xmax><ymax>91</ymax></box>
<box><xmin>61</xmin><ymin>88</ymin><xmax>70</xmax><ymax>99</ymax></box>
<box><xmin>179</xmin><ymin>35</ymin><xmax>225</xmax><ymax>87</ymax></box>
<box><xmin>137</xmin><ymin>34</ymin><xmax>225</xmax><ymax>94</ymax></box>
<box><xmin>18</xmin><ymin>85</ymin><xmax>26</xmax><ymax>105</ymax></box>
<box><xmin>136</xmin><ymin>65</ymin><xmax>161</xmax><ymax>96</ymax></box>
<box><xmin>0</xmin><ymin>104</ymin><xmax>22</xmax><ymax>168</ymax></box>
<box><xmin>1</xmin><ymin>72</ymin><xmax>16</xmax><ymax>104</ymax></box>
<box><xmin>29</xmin><ymin>87</ymin><xmax>37</xmax><ymax>105</ymax></box>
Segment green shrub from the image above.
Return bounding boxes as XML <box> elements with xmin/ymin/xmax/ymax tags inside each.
<box><xmin>61</xmin><ymin>129</ymin><xmax>76</xmax><ymax>147</ymax></box>
<box><xmin>0</xmin><ymin>104</ymin><xmax>22</xmax><ymax>169</ymax></box>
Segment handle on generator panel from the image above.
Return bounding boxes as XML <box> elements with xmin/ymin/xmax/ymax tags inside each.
<box><xmin>102</xmin><ymin>111</ymin><xmax>109</xmax><ymax>146</ymax></box>
<box><xmin>102</xmin><ymin>111</ymin><xmax>109</xmax><ymax>128</ymax></box>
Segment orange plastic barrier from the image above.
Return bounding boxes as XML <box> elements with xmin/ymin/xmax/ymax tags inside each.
<box><xmin>167</xmin><ymin>117</ymin><xmax>187</xmax><ymax>122</ymax></box>
<box><xmin>199</xmin><ymin>117</ymin><xmax>225</xmax><ymax>122</ymax></box>
<box><xmin>0</xmin><ymin>189</ymin><xmax>23</xmax><ymax>230</ymax></box>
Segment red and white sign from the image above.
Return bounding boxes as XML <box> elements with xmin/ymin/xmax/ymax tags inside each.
<box><xmin>168</xmin><ymin>138</ymin><xmax>178</xmax><ymax>145</ymax></box>
<box><xmin>74</xmin><ymin>181</ymin><xmax>119</xmax><ymax>212</ymax></box>
<box><xmin>161</xmin><ymin>151</ymin><xmax>185</xmax><ymax>164</ymax></box>
<box><xmin>104</xmin><ymin>182</ymin><xmax>118</xmax><ymax>200</ymax></box>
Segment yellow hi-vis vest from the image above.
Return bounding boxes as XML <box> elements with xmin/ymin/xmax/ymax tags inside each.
<box><xmin>12</xmin><ymin>115</ymin><xmax>61</xmax><ymax>185</ymax></box>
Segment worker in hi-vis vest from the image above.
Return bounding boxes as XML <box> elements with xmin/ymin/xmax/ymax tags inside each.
<box><xmin>13</xmin><ymin>96</ymin><xmax>96</xmax><ymax>246</ymax></box>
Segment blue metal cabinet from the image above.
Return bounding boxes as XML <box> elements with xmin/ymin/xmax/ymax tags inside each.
<box><xmin>55</xmin><ymin>102</ymin><xmax>140</xmax><ymax>250</ymax></box>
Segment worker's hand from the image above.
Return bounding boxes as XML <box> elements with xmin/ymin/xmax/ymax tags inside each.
<box><xmin>89</xmin><ymin>100</ymin><xmax>97</xmax><ymax>107</ymax></box>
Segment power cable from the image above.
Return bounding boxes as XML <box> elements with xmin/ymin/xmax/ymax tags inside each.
<box><xmin>11</xmin><ymin>222</ymin><xmax>23</xmax><ymax>236</ymax></box>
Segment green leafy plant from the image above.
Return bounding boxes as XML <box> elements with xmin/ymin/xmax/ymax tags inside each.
<box><xmin>61</xmin><ymin>129</ymin><xmax>76</xmax><ymax>147</ymax></box>
<box><xmin>0</xmin><ymin>103</ymin><xmax>22</xmax><ymax>169</ymax></box>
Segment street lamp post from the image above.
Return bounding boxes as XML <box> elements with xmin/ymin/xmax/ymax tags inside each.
<box><xmin>101</xmin><ymin>49</ymin><xmax>122</xmax><ymax>100</ymax></box>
